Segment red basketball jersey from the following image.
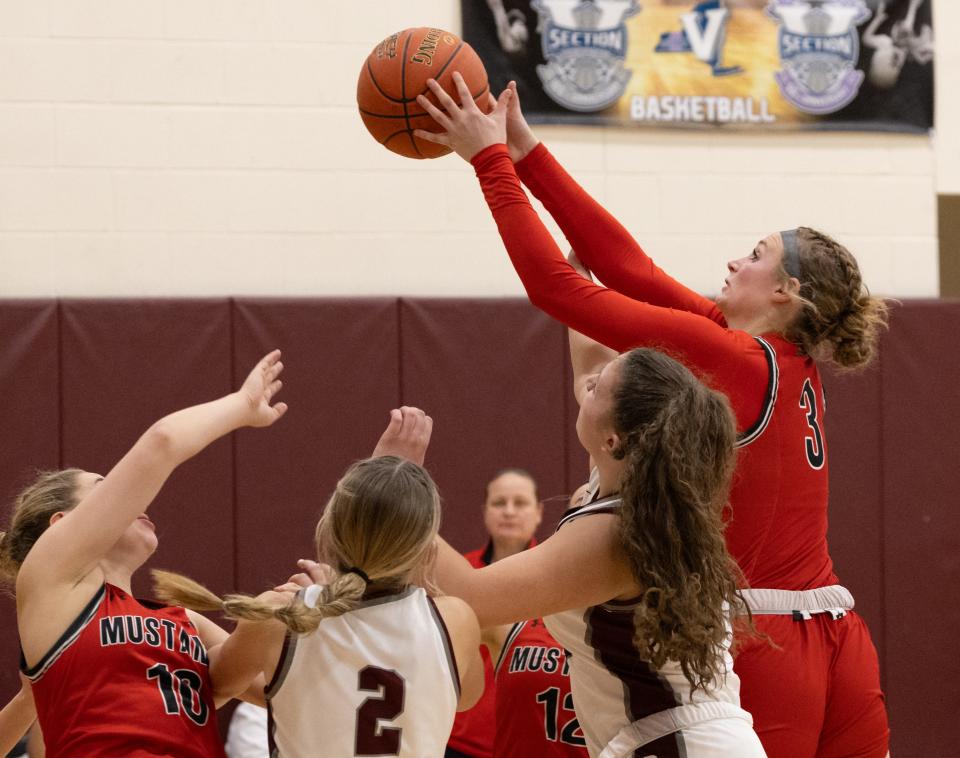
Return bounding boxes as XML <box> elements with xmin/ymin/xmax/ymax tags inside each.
<box><xmin>725</xmin><ymin>335</ymin><xmax>838</xmax><ymax>590</ymax></box>
<box><xmin>493</xmin><ymin>619</ymin><xmax>587</xmax><ymax>757</ymax></box>
<box><xmin>23</xmin><ymin>583</ymin><xmax>226</xmax><ymax>758</ymax></box>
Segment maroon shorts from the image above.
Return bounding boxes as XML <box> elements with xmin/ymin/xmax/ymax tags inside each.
<box><xmin>734</xmin><ymin>611</ymin><xmax>888</xmax><ymax>758</ymax></box>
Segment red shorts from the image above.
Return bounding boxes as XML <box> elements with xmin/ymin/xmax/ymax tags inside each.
<box><xmin>734</xmin><ymin>611</ymin><xmax>888</xmax><ymax>758</ymax></box>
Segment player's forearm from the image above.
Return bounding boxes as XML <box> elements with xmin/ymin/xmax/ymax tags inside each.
<box><xmin>0</xmin><ymin>686</ymin><xmax>36</xmax><ymax>757</ymax></box>
<box><xmin>146</xmin><ymin>392</ymin><xmax>251</xmax><ymax>467</ymax></box>
<box><xmin>209</xmin><ymin>621</ymin><xmax>281</xmax><ymax>703</ymax></box>
<box><xmin>514</xmin><ymin>144</ymin><xmax>652</xmax><ymax>288</ymax></box>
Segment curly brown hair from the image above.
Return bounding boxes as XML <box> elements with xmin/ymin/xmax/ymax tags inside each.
<box><xmin>783</xmin><ymin>227</ymin><xmax>889</xmax><ymax>370</ymax></box>
<box><xmin>610</xmin><ymin>349</ymin><xmax>745</xmax><ymax>692</ymax></box>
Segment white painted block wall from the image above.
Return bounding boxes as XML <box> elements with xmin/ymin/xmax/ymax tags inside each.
<box><xmin>0</xmin><ymin>0</ymin><xmax>949</xmax><ymax>298</ymax></box>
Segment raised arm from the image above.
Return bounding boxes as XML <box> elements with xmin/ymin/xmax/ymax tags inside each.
<box><xmin>566</xmin><ymin>252</ymin><xmax>618</xmax><ymax>406</ymax></box>
<box><xmin>414</xmin><ymin>76</ymin><xmax>767</xmax><ymax>429</ymax></box>
<box><xmin>516</xmin><ymin>144</ymin><xmax>722</xmax><ymax>319</ymax></box>
<box><xmin>499</xmin><ymin>83</ymin><xmax>721</xmax><ymax>319</ymax></box>
<box><xmin>471</xmin><ymin>144</ymin><xmax>768</xmax><ymax>429</ymax></box>
<box><xmin>18</xmin><ymin>351</ymin><xmax>287</xmax><ymax>592</ymax></box>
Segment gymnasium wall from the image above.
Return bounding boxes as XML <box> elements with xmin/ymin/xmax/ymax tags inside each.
<box><xmin>1</xmin><ymin>298</ymin><xmax>959</xmax><ymax>754</ymax></box>
<box><xmin>0</xmin><ymin>0</ymin><xmax>947</xmax><ymax>300</ymax></box>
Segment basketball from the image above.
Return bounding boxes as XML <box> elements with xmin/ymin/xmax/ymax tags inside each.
<box><xmin>357</xmin><ymin>27</ymin><xmax>491</xmax><ymax>159</ymax></box>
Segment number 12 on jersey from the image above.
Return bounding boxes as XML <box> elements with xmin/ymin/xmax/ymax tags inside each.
<box><xmin>535</xmin><ymin>686</ymin><xmax>587</xmax><ymax>746</ymax></box>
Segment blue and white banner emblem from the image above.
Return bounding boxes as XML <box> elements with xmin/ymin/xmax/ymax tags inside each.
<box><xmin>767</xmin><ymin>0</ymin><xmax>871</xmax><ymax>115</ymax></box>
<box><xmin>532</xmin><ymin>0</ymin><xmax>641</xmax><ymax>112</ymax></box>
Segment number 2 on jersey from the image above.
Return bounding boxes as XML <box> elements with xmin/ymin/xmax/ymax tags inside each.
<box><xmin>355</xmin><ymin>666</ymin><xmax>405</xmax><ymax>756</ymax></box>
<box><xmin>799</xmin><ymin>378</ymin><xmax>825</xmax><ymax>470</ymax></box>
<box><xmin>535</xmin><ymin>686</ymin><xmax>587</xmax><ymax>746</ymax></box>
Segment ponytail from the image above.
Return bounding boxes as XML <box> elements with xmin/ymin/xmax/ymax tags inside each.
<box><xmin>786</xmin><ymin>227</ymin><xmax>889</xmax><ymax>370</ymax></box>
<box><xmin>151</xmin><ymin>568</ymin><xmax>368</xmax><ymax>633</ymax></box>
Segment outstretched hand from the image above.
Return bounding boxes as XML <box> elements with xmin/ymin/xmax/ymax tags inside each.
<box><xmin>372</xmin><ymin>406</ymin><xmax>433</xmax><ymax>466</ymax></box>
<box><xmin>238</xmin><ymin>349</ymin><xmax>288</xmax><ymax>428</ymax></box>
<box><xmin>414</xmin><ymin>72</ymin><xmax>512</xmax><ymax>162</ymax></box>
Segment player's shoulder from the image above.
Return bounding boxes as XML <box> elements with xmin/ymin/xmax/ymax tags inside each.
<box><xmin>433</xmin><ymin>595</ymin><xmax>480</xmax><ymax>645</ymax></box>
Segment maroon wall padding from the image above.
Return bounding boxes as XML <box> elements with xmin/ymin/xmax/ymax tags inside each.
<box><xmin>231</xmin><ymin>298</ymin><xmax>401</xmax><ymax>592</ymax></box>
<box><xmin>880</xmin><ymin>301</ymin><xmax>960</xmax><ymax>757</ymax></box>
<box><xmin>0</xmin><ymin>302</ymin><xmax>60</xmax><ymax>697</ymax></box>
<box><xmin>59</xmin><ymin>300</ymin><xmax>235</xmax><ymax>598</ymax></box>
<box><xmin>1</xmin><ymin>298</ymin><xmax>958</xmax><ymax>753</ymax></box>
<box><xmin>819</xmin><ymin>362</ymin><xmax>885</xmax><ymax>667</ymax></box>
<box><xmin>398</xmin><ymin>299</ymin><xmax>572</xmax><ymax>551</ymax></box>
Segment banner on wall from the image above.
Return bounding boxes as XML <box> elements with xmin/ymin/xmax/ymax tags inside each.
<box><xmin>460</xmin><ymin>0</ymin><xmax>934</xmax><ymax>132</ymax></box>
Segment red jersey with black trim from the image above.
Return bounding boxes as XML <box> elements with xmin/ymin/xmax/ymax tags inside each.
<box><xmin>493</xmin><ymin>619</ymin><xmax>587</xmax><ymax>757</ymax></box>
<box><xmin>23</xmin><ymin>583</ymin><xmax>226</xmax><ymax>758</ymax></box>
<box><xmin>472</xmin><ymin>143</ymin><xmax>837</xmax><ymax>591</ymax></box>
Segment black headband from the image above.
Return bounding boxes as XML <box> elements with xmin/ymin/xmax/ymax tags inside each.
<box><xmin>780</xmin><ymin>229</ymin><xmax>802</xmax><ymax>279</ymax></box>
<box><xmin>344</xmin><ymin>566</ymin><xmax>370</xmax><ymax>583</ymax></box>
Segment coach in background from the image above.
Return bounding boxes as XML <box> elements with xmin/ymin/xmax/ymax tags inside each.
<box><xmin>445</xmin><ymin>470</ymin><xmax>543</xmax><ymax>758</ymax></box>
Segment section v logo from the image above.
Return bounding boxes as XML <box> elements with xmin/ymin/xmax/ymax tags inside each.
<box><xmin>655</xmin><ymin>0</ymin><xmax>742</xmax><ymax>77</ymax></box>
<box><xmin>767</xmin><ymin>0</ymin><xmax>871</xmax><ymax>114</ymax></box>
<box><xmin>532</xmin><ymin>0</ymin><xmax>642</xmax><ymax>112</ymax></box>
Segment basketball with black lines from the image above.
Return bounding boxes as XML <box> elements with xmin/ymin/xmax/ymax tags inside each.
<box><xmin>357</xmin><ymin>27</ymin><xmax>491</xmax><ymax>159</ymax></box>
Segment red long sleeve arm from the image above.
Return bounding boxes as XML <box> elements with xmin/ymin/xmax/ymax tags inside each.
<box><xmin>471</xmin><ymin>144</ymin><xmax>766</xmax><ymax>432</ymax></box>
<box><xmin>515</xmin><ymin>143</ymin><xmax>723</xmax><ymax>322</ymax></box>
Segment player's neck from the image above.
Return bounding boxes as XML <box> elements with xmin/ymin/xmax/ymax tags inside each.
<box><xmin>99</xmin><ymin>559</ymin><xmax>135</xmax><ymax>595</ymax></box>
<box><xmin>490</xmin><ymin>538</ymin><xmax>529</xmax><ymax>563</ymax></box>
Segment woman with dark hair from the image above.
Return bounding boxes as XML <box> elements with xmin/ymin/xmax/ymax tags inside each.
<box><xmin>435</xmin><ymin>346</ymin><xmax>765</xmax><ymax>757</ymax></box>
<box><xmin>415</xmin><ymin>75</ymin><xmax>889</xmax><ymax>758</ymax></box>
<box><xmin>0</xmin><ymin>351</ymin><xmax>287</xmax><ymax>757</ymax></box>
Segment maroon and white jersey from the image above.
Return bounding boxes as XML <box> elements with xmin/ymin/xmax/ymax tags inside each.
<box><xmin>23</xmin><ymin>583</ymin><xmax>225</xmax><ymax>758</ymax></box>
<box><xmin>493</xmin><ymin>618</ymin><xmax>587</xmax><ymax>757</ymax></box>
<box><xmin>266</xmin><ymin>586</ymin><xmax>460</xmax><ymax>757</ymax></box>
<box><xmin>544</xmin><ymin>499</ymin><xmax>746</xmax><ymax>757</ymax></box>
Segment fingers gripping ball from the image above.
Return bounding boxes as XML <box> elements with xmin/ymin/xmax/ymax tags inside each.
<box><xmin>357</xmin><ymin>27</ymin><xmax>491</xmax><ymax>159</ymax></box>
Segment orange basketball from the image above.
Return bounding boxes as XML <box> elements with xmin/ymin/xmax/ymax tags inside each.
<box><xmin>357</xmin><ymin>27</ymin><xmax>491</xmax><ymax>159</ymax></box>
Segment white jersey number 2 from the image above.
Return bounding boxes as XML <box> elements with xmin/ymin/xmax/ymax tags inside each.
<box><xmin>355</xmin><ymin>666</ymin><xmax>405</xmax><ymax>756</ymax></box>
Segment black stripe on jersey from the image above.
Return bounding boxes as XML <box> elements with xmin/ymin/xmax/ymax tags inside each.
<box><xmin>494</xmin><ymin>621</ymin><xmax>527</xmax><ymax>677</ymax></box>
<box><xmin>426</xmin><ymin>596</ymin><xmax>461</xmax><ymax>702</ymax></box>
<box><xmin>585</xmin><ymin>604</ymin><xmax>686</xmax><ymax>757</ymax></box>
<box><xmin>265</xmin><ymin>633</ymin><xmax>298</xmax><ymax>700</ymax></box>
<box><xmin>736</xmin><ymin>336</ymin><xmax>779</xmax><ymax>449</ymax></box>
<box><xmin>556</xmin><ymin>495</ymin><xmax>622</xmax><ymax>531</ymax></box>
<box><xmin>21</xmin><ymin>584</ymin><xmax>106</xmax><ymax>682</ymax></box>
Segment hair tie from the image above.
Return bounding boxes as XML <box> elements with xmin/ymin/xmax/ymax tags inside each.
<box><xmin>344</xmin><ymin>566</ymin><xmax>370</xmax><ymax>583</ymax></box>
<box><xmin>780</xmin><ymin>229</ymin><xmax>802</xmax><ymax>280</ymax></box>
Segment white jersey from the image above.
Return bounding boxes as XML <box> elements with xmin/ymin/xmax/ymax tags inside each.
<box><xmin>266</xmin><ymin>586</ymin><xmax>460</xmax><ymax>757</ymax></box>
<box><xmin>546</xmin><ymin>497</ymin><xmax>763</xmax><ymax>758</ymax></box>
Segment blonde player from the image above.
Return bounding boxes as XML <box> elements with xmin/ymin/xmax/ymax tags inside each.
<box><xmin>153</xmin><ymin>409</ymin><xmax>484</xmax><ymax>757</ymax></box>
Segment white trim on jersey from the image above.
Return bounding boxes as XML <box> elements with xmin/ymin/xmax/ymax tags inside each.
<box><xmin>735</xmin><ymin>336</ymin><xmax>779</xmax><ymax>449</ymax></box>
<box><xmin>22</xmin><ymin>584</ymin><xmax>106</xmax><ymax>682</ymax></box>
<box><xmin>494</xmin><ymin>621</ymin><xmax>527</xmax><ymax>676</ymax></box>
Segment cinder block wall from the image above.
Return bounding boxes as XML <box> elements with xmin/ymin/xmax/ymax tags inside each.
<box><xmin>0</xmin><ymin>0</ymin><xmax>946</xmax><ymax>298</ymax></box>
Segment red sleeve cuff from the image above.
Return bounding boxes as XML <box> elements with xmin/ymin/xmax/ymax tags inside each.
<box><xmin>470</xmin><ymin>143</ymin><xmax>511</xmax><ymax>169</ymax></box>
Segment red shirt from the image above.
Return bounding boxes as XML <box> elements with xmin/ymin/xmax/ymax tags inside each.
<box><xmin>24</xmin><ymin>583</ymin><xmax>226</xmax><ymax>758</ymax></box>
<box><xmin>493</xmin><ymin>618</ymin><xmax>587</xmax><ymax>757</ymax></box>
<box><xmin>472</xmin><ymin>143</ymin><xmax>838</xmax><ymax>591</ymax></box>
